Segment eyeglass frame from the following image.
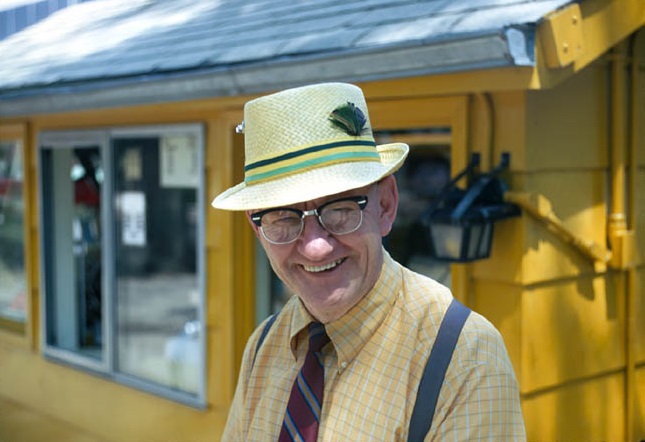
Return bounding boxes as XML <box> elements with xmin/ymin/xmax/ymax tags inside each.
<box><xmin>250</xmin><ymin>195</ymin><xmax>369</xmax><ymax>245</ymax></box>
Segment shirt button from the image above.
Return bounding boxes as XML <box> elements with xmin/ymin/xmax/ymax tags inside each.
<box><xmin>340</xmin><ymin>361</ymin><xmax>347</xmax><ymax>370</ymax></box>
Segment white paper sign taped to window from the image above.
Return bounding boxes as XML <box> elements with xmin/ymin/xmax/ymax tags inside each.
<box><xmin>121</xmin><ymin>191</ymin><xmax>146</xmax><ymax>246</ymax></box>
<box><xmin>160</xmin><ymin>135</ymin><xmax>198</xmax><ymax>188</ymax></box>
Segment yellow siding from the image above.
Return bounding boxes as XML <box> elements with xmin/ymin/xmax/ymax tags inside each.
<box><xmin>471</xmin><ymin>280</ymin><xmax>523</xmax><ymax>379</ymax></box>
<box><xmin>522</xmin><ymin>277</ymin><xmax>625</xmax><ymax>391</ymax></box>
<box><xmin>518</xmin><ymin>32</ymin><xmax>643</xmax><ymax>440</ymax></box>
<box><xmin>522</xmin><ymin>371</ymin><xmax>625</xmax><ymax>440</ymax></box>
<box><xmin>636</xmin><ymin>366</ymin><xmax>645</xmax><ymax>437</ymax></box>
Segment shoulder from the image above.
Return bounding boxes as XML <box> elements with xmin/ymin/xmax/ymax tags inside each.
<box><xmin>242</xmin><ymin>296</ymin><xmax>300</xmax><ymax>370</ymax></box>
<box><xmin>392</xmin><ymin>261</ymin><xmax>515</xmax><ymax>375</ymax></box>
<box><xmin>394</xmin><ymin>263</ymin><xmax>455</xmax><ymax>336</ymax></box>
<box><xmin>394</xmin><ymin>263</ymin><xmax>509</xmax><ymax>356</ymax></box>
<box><xmin>458</xmin><ymin>311</ymin><xmax>514</xmax><ymax>371</ymax></box>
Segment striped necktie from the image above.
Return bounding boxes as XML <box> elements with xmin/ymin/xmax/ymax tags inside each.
<box><xmin>278</xmin><ymin>322</ymin><xmax>330</xmax><ymax>442</ymax></box>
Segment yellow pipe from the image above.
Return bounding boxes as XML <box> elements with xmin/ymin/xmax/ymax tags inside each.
<box><xmin>609</xmin><ymin>43</ymin><xmax>629</xmax><ymax>267</ymax></box>
<box><xmin>624</xmin><ymin>31</ymin><xmax>643</xmax><ymax>442</ymax></box>
<box><xmin>478</xmin><ymin>92</ymin><xmax>495</xmax><ymax>171</ymax></box>
<box><xmin>610</xmin><ymin>40</ymin><xmax>629</xmax><ymax>441</ymax></box>
<box><xmin>609</xmin><ymin>38</ymin><xmax>636</xmax><ymax>442</ymax></box>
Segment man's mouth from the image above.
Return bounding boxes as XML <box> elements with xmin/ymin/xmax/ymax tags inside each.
<box><xmin>303</xmin><ymin>258</ymin><xmax>345</xmax><ymax>273</ymax></box>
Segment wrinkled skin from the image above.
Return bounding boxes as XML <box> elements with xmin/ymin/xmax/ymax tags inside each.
<box><xmin>247</xmin><ymin>175</ymin><xmax>399</xmax><ymax>323</ymax></box>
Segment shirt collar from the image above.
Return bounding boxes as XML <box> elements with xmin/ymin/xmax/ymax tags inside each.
<box><xmin>286</xmin><ymin>249</ymin><xmax>401</xmax><ymax>372</ymax></box>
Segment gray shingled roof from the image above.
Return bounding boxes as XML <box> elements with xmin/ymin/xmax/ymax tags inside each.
<box><xmin>0</xmin><ymin>0</ymin><xmax>575</xmax><ymax>115</ymax></box>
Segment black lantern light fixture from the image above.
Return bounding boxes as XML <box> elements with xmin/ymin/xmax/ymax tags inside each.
<box><xmin>423</xmin><ymin>152</ymin><xmax>520</xmax><ymax>262</ymax></box>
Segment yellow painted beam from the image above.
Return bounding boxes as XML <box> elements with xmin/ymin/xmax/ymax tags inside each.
<box><xmin>539</xmin><ymin>3</ymin><xmax>585</xmax><ymax>68</ymax></box>
<box><xmin>534</xmin><ymin>0</ymin><xmax>645</xmax><ymax>89</ymax></box>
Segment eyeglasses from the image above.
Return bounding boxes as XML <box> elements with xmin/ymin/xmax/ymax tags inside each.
<box><xmin>251</xmin><ymin>195</ymin><xmax>369</xmax><ymax>244</ymax></box>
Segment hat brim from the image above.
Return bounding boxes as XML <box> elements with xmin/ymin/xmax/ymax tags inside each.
<box><xmin>212</xmin><ymin>142</ymin><xmax>409</xmax><ymax>211</ymax></box>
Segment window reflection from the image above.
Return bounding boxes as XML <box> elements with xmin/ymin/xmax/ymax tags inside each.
<box><xmin>0</xmin><ymin>140</ymin><xmax>26</xmax><ymax>325</ymax></box>
<box><xmin>113</xmin><ymin>135</ymin><xmax>201</xmax><ymax>394</ymax></box>
<box><xmin>385</xmin><ymin>137</ymin><xmax>452</xmax><ymax>288</ymax></box>
<box><xmin>42</xmin><ymin>145</ymin><xmax>103</xmax><ymax>357</ymax></box>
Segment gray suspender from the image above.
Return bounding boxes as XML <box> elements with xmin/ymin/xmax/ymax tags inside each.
<box><xmin>252</xmin><ymin>298</ymin><xmax>471</xmax><ymax>442</ymax></box>
<box><xmin>252</xmin><ymin>313</ymin><xmax>277</xmax><ymax>367</ymax></box>
<box><xmin>407</xmin><ymin>298</ymin><xmax>471</xmax><ymax>441</ymax></box>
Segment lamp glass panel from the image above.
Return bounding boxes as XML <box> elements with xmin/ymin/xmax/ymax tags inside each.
<box><xmin>466</xmin><ymin>224</ymin><xmax>484</xmax><ymax>259</ymax></box>
<box><xmin>430</xmin><ymin>223</ymin><xmax>464</xmax><ymax>260</ymax></box>
<box><xmin>479</xmin><ymin>223</ymin><xmax>493</xmax><ymax>257</ymax></box>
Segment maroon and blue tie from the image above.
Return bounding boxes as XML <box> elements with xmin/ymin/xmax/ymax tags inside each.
<box><xmin>278</xmin><ymin>322</ymin><xmax>330</xmax><ymax>442</ymax></box>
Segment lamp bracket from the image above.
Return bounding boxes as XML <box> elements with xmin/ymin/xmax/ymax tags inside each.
<box><xmin>449</xmin><ymin>152</ymin><xmax>513</xmax><ymax>221</ymax></box>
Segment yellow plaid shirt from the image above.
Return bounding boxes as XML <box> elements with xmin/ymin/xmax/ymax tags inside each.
<box><xmin>222</xmin><ymin>250</ymin><xmax>526</xmax><ymax>441</ymax></box>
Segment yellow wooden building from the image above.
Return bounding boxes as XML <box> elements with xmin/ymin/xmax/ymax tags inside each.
<box><xmin>0</xmin><ymin>0</ymin><xmax>643</xmax><ymax>440</ymax></box>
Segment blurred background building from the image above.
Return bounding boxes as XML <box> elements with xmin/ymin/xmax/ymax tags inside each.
<box><xmin>0</xmin><ymin>0</ymin><xmax>643</xmax><ymax>440</ymax></box>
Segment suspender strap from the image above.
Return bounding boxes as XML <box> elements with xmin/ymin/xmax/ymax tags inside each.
<box><xmin>252</xmin><ymin>314</ymin><xmax>277</xmax><ymax>367</ymax></box>
<box><xmin>408</xmin><ymin>298</ymin><xmax>471</xmax><ymax>442</ymax></box>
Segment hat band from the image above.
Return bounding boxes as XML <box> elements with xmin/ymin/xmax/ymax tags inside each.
<box><xmin>244</xmin><ymin>139</ymin><xmax>380</xmax><ymax>185</ymax></box>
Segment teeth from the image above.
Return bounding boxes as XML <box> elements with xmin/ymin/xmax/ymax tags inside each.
<box><xmin>303</xmin><ymin>259</ymin><xmax>343</xmax><ymax>273</ymax></box>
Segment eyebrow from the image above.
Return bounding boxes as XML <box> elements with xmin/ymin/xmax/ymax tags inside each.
<box><xmin>251</xmin><ymin>194</ymin><xmax>367</xmax><ymax>216</ymax></box>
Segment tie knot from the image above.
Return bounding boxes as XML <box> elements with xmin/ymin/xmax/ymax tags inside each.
<box><xmin>308</xmin><ymin>322</ymin><xmax>330</xmax><ymax>353</ymax></box>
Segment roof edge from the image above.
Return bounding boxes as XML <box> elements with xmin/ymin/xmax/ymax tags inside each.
<box><xmin>0</xmin><ymin>31</ymin><xmax>534</xmax><ymax>117</ymax></box>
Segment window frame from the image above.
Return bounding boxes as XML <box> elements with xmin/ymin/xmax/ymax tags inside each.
<box><xmin>367</xmin><ymin>95</ymin><xmax>471</xmax><ymax>305</ymax></box>
<box><xmin>38</xmin><ymin>124</ymin><xmax>207</xmax><ymax>407</ymax></box>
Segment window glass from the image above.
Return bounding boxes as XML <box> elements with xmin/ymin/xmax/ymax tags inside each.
<box><xmin>112</xmin><ymin>132</ymin><xmax>202</xmax><ymax>394</ymax></box>
<box><xmin>0</xmin><ymin>140</ymin><xmax>26</xmax><ymax>324</ymax></box>
<box><xmin>41</xmin><ymin>144</ymin><xmax>104</xmax><ymax>359</ymax></box>
<box><xmin>376</xmin><ymin>129</ymin><xmax>452</xmax><ymax>288</ymax></box>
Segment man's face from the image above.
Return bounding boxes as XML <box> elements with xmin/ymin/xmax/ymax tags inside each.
<box><xmin>247</xmin><ymin>175</ymin><xmax>399</xmax><ymax>323</ymax></box>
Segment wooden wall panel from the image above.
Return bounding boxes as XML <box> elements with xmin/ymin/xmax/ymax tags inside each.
<box><xmin>526</xmin><ymin>62</ymin><xmax>607</xmax><ymax>172</ymax></box>
<box><xmin>635</xmin><ymin>366</ymin><xmax>645</xmax><ymax>440</ymax></box>
<box><xmin>471</xmin><ymin>280</ymin><xmax>523</xmax><ymax>380</ymax></box>
<box><xmin>521</xmin><ymin>276</ymin><xmax>624</xmax><ymax>392</ymax></box>
<box><xmin>521</xmin><ymin>170</ymin><xmax>608</xmax><ymax>284</ymax></box>
<box><xmin>522</xmin><ymin>371</ymin><xmax>625</xmax><ymax>441</ymax></box>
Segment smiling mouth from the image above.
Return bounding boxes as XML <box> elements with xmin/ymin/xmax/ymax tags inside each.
<box><xmin>303</xmin><ymin>258</ymin><xmax>345</xmax><ymax>273</ymax></box>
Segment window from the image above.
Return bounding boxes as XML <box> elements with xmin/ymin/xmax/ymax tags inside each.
<box><xmin>376</xmin><ymin>129</ymin><xmax>452</xmax><ymax>288</ymax></box>
<box><xmin>39</xmin><ymin>125</ymin><xmax>206</xmax><ymax>405</ymax></box>
<box><xmin>41</xmin><ymin>136</ymin><xmax>104</xmax><ymax>360</ymax></box>
<box><xmin>0</xmin><ymin>138</ymin><xmax>27</xmax><ymax>329</ymax></box>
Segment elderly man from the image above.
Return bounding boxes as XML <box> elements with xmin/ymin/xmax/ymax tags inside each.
<box><xmin>212</xmin><ymin>83</ymin><xmax>525</xmax><ymax>441</ymax></box>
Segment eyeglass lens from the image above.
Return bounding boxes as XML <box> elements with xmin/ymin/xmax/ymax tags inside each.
<box><xmin>258</xmin><ymin>197</ymin><xmax>365</xmax><ymax>244</ymax></box>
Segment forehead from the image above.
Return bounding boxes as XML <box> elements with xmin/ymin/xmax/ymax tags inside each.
<box><xmin>252</xmin><ymin>183</ymin><xmax>374</xmax><ymax>213</ymax></box>
<box><xmin>309</xmin><ymin>184</ymin><xmax>373</xmax><ymax>206</ymax></box>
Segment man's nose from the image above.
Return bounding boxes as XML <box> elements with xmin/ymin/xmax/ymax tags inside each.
<box><xmin>297</xmin><ymin>215</ymin><xmax>334</xmax><ymax>258</ymax></box>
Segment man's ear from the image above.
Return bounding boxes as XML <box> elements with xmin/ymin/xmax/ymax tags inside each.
<box><xmin>377</xmin><ymin>175</ymin><xmax>399</xmax><ymax>237</ymax></box>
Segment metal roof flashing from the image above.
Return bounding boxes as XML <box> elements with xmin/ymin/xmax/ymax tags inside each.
<box><xmin>505</xmin><ymin>25</ymin><xmax>536</xmax><ymax>66</ymax></box>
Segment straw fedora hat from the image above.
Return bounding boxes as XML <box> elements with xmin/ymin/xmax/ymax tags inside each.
<box><xmin>211</xmin><ymin>82</ymin><xmax>409</xmax><ymax>211</ymax></box>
